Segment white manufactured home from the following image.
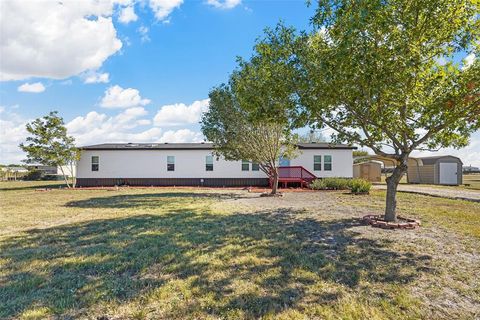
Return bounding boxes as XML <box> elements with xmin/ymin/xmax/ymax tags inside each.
<box><xmin>76</xmin><ymin>143</ymin><xmax>356</xmax><ymax>187</ymax></box>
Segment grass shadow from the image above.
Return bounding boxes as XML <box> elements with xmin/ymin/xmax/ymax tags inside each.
<box><xmin>0</xmin><ymin>182</ymin><xmax>68</xmax><ymax>191</ymax></box>
<box><xmin>1</xmin><ymin>194</ymin><xmax>434</xmax><ymax>318</ymax></box>
<box><xmin>64</xmin><ymin>192</ymin><xmax>249</xmax><ymax>209</ymax></box>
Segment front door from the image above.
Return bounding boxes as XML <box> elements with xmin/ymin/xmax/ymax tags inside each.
<box><xmin>439</xmin><ymin>162</ymin><xmax>457</xmax><ymax>185</ymax></box>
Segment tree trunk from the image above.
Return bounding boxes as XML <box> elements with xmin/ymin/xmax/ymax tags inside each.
<box><xmin>70</xmin><ymin>163</ymin><xmax>76</xmax><ymax>188</ymax></box>
<box><xmin>384</xmin><ymin>157</ymin><xmax>408</xmax><ymax>222</ymax></box>
<box><xmin>59</xmin><ymin>166</ymin><xmax>71</xmax><ymax>189</ymax></box>
<box><xmin>271</xmin><ymin>168</ymin><xmax>279</xmax><ymax>195</ymax></box>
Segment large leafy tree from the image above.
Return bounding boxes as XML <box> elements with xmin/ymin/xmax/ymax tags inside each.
<box><xmin>296</xmin><ymin>0</ymin><xmax>480</xmax><ymax>221</ymax></box>
<box><xmin>202</xmin><ymin>25</ymin><xmax>301</xmax><ymax>194</ymax></box>
<box><xmin>20</xmin><ymin>111</ymin><xmax>80</xmax><ymax>188</ymax></box>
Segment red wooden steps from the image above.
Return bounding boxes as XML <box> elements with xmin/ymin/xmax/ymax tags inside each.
<box><xmin>270</xmin><ymin>166</ymin><xmax>317</xmax><ymax>188</ymax></box>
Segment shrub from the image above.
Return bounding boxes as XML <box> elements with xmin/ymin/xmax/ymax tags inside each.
<box><xmin>43</xmin><ymin>174</ymin><xmax>65</xmax><ymax>181</ymax></box>
<box><xmin>23</xmin><ymin>170</ymin><xmax>43</xmax><ymax>181</ymax></box>
<box><xmin>310</xmin><ymin>177</ymin><xmax>372</xmax><ymax>193</ymax></box>
<box><xmin>310</xmin><ymin>179</ymin><xmax>327</xmax><ymax>190</ymax></box>
<box><xmin>310</xmin><ymin>177</ymin><xmax>350</xmax><ymax>190</ymax></box>
<box><xmin>349</xmin><ymin>178</ymin><xmax>372</xmax><ymax>194</ymax></box>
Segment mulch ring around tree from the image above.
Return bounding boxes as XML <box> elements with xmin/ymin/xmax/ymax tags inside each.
<box><xmin>362</xmin><ymin>214</ymin><xmax>420</xmax><ymax>230</ymax></box>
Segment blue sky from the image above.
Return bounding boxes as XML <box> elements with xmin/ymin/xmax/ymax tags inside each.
<box><xmin>0</xmin><ymin>0</ymin><xmax>479</xmax><ymax>166</ymax></box>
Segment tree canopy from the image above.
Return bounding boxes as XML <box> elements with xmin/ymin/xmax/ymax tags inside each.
<box><xmin>20</xmin><ymin>111</ymin><xmax>79</xmax><ymax>188</ymax></box>
<box><xmin>201</xmin><ymin>83</ymin><xmax>298</xmax><ymax>194</ymax></box>
<box><xmin>302</xmin><ymin>0</ymin><xmax>479</xmax><ymax>155</ymax></box>
<box><xmin>298</xmin><ymin>0</ymin><xmax>479</xmax><ymax>220</ymax></box>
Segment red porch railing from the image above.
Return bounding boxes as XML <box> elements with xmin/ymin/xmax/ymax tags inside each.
<box><xmin>270</xmin><ymin>166</ymin><xmax>317</xmax><ymax>188</ymax></box>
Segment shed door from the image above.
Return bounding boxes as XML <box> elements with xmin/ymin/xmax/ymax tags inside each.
<box><xmin>439</xmin><ymin>163</ymin><xmax>458</xmax><ymax>185</ymax></box>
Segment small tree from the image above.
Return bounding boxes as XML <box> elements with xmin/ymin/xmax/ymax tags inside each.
<box><xmin>201</xmin><ymin>85</ymin><xmax>297</xmax><ymax>194</ymax></box>
<box><xmin>298</xmin><ymin>0</ymin><xmax>480</xmax><ymax>221</ymax></box>
<box><xmin>20</xmin><ymin>111</ymin><xmax>79</xmax><ymax>188</ymax></box>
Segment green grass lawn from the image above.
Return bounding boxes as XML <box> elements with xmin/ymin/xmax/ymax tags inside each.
<box><xmin>379</xmin><ymin>173</ymin><xmax>480</xmax><ymax>190</ymax></box>
<box><xmin>463</xmin><ymin>174</ymin><xmax>480</xmax><ymax>190</ymax></box>
<box><xmin>1</xmin><ymin>181</ymin><xmax>479</xmax><ymax>319</ymax></box>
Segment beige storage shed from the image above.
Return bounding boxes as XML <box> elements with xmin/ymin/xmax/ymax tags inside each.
<box><xmin>354</xmin><ymin>154</ymin><xmax>463</xmax><ymax>186</ymax></box>
<box><xmin>407</xmin><ymin>156</ymin><xmax>463</xmax><ymax>185</ymax></box>
<box><xmin>353</xmin><ymin>161</ymin><xmax>382</xmax><ymax>182</ymax></box>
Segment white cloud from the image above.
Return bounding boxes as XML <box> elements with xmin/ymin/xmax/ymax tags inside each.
<box><xmin>137</xmin><ymin>119</ymin><xmax>151</xmax><ymax>126</ymax></box>
<box><xmin>148</xmin><ymin>0</ymin><xmax>183</xmax><ymax>21</ymax></box>
<box><xmin>206</xmin><ymin>0</ymin><xmax>241</xmax><ymax>9</ymax></box>
<box><xmin>100</xmin><ymin>85</ymin><xmax>151</xmax><ymax>108</ymax></box>
<box><xmin>463</xmin><ymin>53</ymin><xmax>476</xmax><ymax>69</ymax></box>
<box><xmin>0</xmin><ymin>1</ymin><xmax>123</xmax><ymax>81</ymax></box>
<box><xmin>66</xmin><ymin>107</ymin><xmax>160</xmax><ymax>146</ymax></box>
<box><xmin>118</xmin><ymin>5</ymin><xmax>138</xmax><ymax>24</ymax></box>
<box><xmin>138</xmin><ymin>26</ymin><xmax>151</xmax><ymax>43</ymax></box>
<box><xmin>159</xmin><ymin>129</ymin><xmax>204</xmax><ymax>142</ymax></box>
<box><xmin>67</xmin><ymin>111</ymin><xmax>108</xmax><ymax>134</ymax></box>
<box><xmin>66</xmin><ymin>107</ymin><xmax>204</xmax><ymax>146</ymax></box>
<box><xmin>115</xmin><ymin>106</ymin><xmax>148</xmax><ymax>126</ymax></box>
<box><xmin>154</xmin><ymin>99</ymin><xmax>209</xmax><ymax>126</ymax></box>
<box><xmin>0</xmin><ymin>110</ymin><xmax>29</xmax><ymax>164</ymax></box>
<box><xmin>17</xmin><ymin>82</ymin><xmax>46</xmax><ymax>93</ymax></box>
<box><xmin>84</xmin><ymin>72</ymin><xmax>110</xmax><ymax>84</ymax></box>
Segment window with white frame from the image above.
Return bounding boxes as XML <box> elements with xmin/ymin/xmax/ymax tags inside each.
<box><xmin>167</xmin><ymin>156</ymin><xmax>175</xmax><ymax>171</ymax></box>
<box><xmin>324</xmin><ymin>155</ymin><xmax>332</xmax><ymax>171</ymax></box>
<box><xmin>241</xmin><ymin>160</ymin><xmax>249</xmax><ymax>171</ymax></box>
<box><xmin>313</xmin><ymin>155</ymin><xmax>321</xmax><ymax>171</ymax></box>
<box><xmin>206</xmin><ymin>155</ymin><xmax>213</xmax><ymax>171</ymax></box>
<box><xmin>91</xmin><ymin>156</ymin><xmax>99</xmax><ymax>171</ymax></box>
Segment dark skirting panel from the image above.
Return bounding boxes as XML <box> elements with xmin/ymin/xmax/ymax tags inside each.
<box><xmin>76</xmin><ymin>177</ymin><xmax>270</xmax><ymax>187</ymax></box>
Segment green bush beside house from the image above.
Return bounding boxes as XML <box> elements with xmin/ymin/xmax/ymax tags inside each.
<box><xmin>310</xmin><ymin>178</ymin><xmax>371</xmax><ymax>194</ymax></box>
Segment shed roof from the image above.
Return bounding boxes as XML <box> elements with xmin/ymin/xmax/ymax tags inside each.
<box><xmin>354</xmin><ymin>154</ymin><xmax>463</xmax><ymax>166</ymax></box>
<box><xmin>80</xmin><ymin>142</ymin><xmax>357</xmax><ymax>151</ymax></box>
<box><xmin>417</xmin><ymin>155</ymin><xmax>463</xmax><ymax>165</ymax></box>
<box><xmin>353</xmin><ymin>160</ymin><xmax>382</xmax><ymax>166</ymax></box>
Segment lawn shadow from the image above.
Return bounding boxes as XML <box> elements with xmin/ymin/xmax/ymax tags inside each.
<box><xmin>65</xmin><ymin>192</ymin><xmax>249</xmax><ymax>209</ymax></box>
<box><xmin>0</xmin><ymin>182</ymin><xmax>68</xmax><ymax>191</ymax></box>
<box><xmin>1</xmin><ymin>193</ymin><xmax>434</xmax><ymax>318</ymax></box>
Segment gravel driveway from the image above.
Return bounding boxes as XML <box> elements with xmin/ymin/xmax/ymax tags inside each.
<box><xmin>373</xmin><ymin>184</ymin><xmax>480</xmax><ymax>202</ymax></box>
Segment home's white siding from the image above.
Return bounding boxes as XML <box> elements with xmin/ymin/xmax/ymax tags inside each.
<box><xmin>291</xmin><ymin>149</ymin><xmax>353</xmax><ymax>178</ymax></box>
<box><xmin>77</xmin><ymin>148</ymin><xmax>353</xmax><ymax>179</ymax></box>
<box><xmin>77</xmin><ymin>150</ymin><xmax>267</xmax><ymax>179</ymax></box>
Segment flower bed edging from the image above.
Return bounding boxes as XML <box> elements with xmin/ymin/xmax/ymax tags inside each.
<box><xmin>362</xmin><ymin>214</ymin><xmax>420</xmax><ymax>229</ymax></box>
